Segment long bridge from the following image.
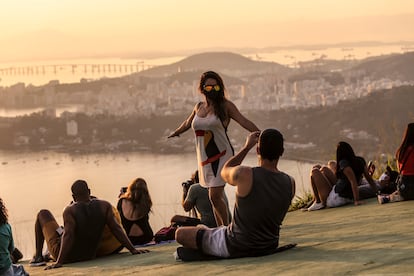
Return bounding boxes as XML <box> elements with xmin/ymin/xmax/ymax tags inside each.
<box><xmin>0</xmin><ymin>62</ymin><xmax>156</xmax><ymax>76</ymax></box>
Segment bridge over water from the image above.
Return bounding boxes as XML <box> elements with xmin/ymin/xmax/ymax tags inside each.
<box><xmin>0</xmin><ymin>62</ymin><xmax>155</xmax><ymax>76</ymax></box>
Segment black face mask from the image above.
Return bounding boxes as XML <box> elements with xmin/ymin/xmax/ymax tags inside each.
<box><xmin>202</xmin><ymin>90</ymin><xmax>221</xmax><ymax>101</ymax></box>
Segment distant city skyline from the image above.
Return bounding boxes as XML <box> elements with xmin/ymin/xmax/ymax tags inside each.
<box><xmin>1</xmin><ymin>0</ymin><xmax>414</xmax><ymax>62</ymax></box>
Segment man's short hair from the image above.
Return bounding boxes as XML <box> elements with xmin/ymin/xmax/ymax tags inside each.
<box><xmin>71</xmin><ymin>179</ymin><xmax>90</xmax><ymax>196</ymax></box>
<box><xmin>258</xmin><ymin>128</ymin><xmax>284</xmax><ymax>161</ymax></box>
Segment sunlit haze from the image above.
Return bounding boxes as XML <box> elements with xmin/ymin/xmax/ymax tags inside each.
<box><xmin>1</xmin><ymin>0</ymin><xmax>414</xmax><ymax>62</ymax></box>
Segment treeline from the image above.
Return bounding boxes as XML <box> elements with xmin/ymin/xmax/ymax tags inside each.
<box><xmin>0</xmin><ymin>85</ymin><xmax>413</xmax><ymax>162</ymax></box>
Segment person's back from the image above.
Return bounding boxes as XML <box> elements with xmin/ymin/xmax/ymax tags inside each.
<box><xmin>226</xmin><ymin>167</ymin><xmax>293</xmax><ymax>257</ymax></box>
<box><xmin>66</xmin><ymin>199</ymin><xmax>107</xmax><ymax>262</ymax></box>
<box><xmin>186</xmin><ymin>183</ymin><xmax>216</xmax><ymax>227</ymax></box>
<box><xmin>335</xmin><ymin>156</ymin><xmax>365</xmax><ymax>199</ymax></box>
<box><xmin>117</xmin><ymin>198</ymin><xmax>153</xmax><ymax>245</ymax></box>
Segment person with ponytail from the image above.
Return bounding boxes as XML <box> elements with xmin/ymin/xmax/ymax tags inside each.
<box><xmin>117</xmin><ymin>178</ymin><xmax>154</xmax><ymax>245</ymax></box>
<box><xmin>168</xmin><ymin>71</ymin><xmax>259</xmax><ymax>226</ymax></box>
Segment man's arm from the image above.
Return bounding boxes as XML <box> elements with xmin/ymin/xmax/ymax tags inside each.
<box><xmin>221</xmin><ymin>131</ymin><xmax>260</xmax><ymax>197</ymax></box>
<box><xmin>104</xmin><ymin>201</ymin><xmax>146</xmax><ymax>254</ymax></box>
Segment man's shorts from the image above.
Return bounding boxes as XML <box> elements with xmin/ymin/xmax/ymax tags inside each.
<box><xmin>197</xmin><ymin>226</ymin><xmax>230</xmax><ymax>258</ymax></box>
<box><xmin>42</xmin><ymin>221</ymin><xmax>62</xmax><ymax>260</ymax></box>
<box><xmin>326</xmin><ymin>186</ymin><xmax>353</xmax><ymax>208</ymax></box>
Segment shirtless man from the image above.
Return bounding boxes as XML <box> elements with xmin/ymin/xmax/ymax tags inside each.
<box><xmin>30</xmin><ymin>180</ymin><xmax>147</xmax><ymax>270</ymax></box>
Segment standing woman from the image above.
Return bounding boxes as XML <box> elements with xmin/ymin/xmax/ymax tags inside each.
<box><xmin>168</xmin><ymin>71</ymin><xmax>259</xmax><ymax>226</ymax></box>
<box><xmin>117</xmin><ymin>178</ymin><xmax>154</xmax><ymax>245</ymax></box>
<box><xmin>378</xmin><ymin>123</ymin><xmax>414</xmax><ymax>203</ymax></box>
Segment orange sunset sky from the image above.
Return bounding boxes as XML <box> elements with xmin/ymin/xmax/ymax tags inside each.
<box><xmin>0</xmin><ymin>0</ymin><xmax>413</xmax><ymax>62</ymax></box>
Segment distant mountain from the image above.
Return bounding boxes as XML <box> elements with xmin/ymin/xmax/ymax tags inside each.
<box><xmin>349</xmin><ymin>51</ymin><xmax>414</xmax><ymax>81</ymax></box>
<box><xmin>136</xmin><ymin>52</ymin><xmax>290</xmax><ymax>78</ymax></box>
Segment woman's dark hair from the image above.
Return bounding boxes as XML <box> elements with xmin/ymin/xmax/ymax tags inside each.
<box><xmin>0</xmin><ymin>198</ymin><xmax>8</xmax><ymax>225</ymax></box>
<box><xmin>396</xmin><ymin>123</ymin><xmax>414</xmax><ymax>163</ymax></box>
<box><xmin>336</xmin><ymin>141</ymin><xmax>356</xmax><ymax>162</ymax></box>
<box><xmin>335</xmin><ymin>142</ymin><xmax>365</xmax><ymax>182</ymax></box>
<box><xmin>122</xmin><ymin>178</ymin><xmax>152</xmax><ymax>215</ymax></box>
<box><xmin>336</xmin><ymin>141</ymin><xmax>357</xmax><ymax>174</ymax></box>
<box><xmin>198</xmin><ymin>71</ymin><xmax>227</xmax><ymax>122</ymax></box>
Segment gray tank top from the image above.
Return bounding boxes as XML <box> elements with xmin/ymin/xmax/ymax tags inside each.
<box><xmin>225</xmin><ymin>167</ymin><xmax>293</xmax><ymax>257</ymax></box>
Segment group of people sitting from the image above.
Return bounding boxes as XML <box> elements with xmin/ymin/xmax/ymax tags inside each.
<box><xmin>1</xmin><ymin>123</ymin><xmax>413</xmax><ymax>272</ymax></box>
<box><xmin>306</xmin><ymin>122</ymin><xmax>414</xmax><ymax>211</ymax></box>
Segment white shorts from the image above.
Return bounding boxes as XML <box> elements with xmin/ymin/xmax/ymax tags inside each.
<box><xmin>326</xmin><ymin>186</ymin><xmax>353</xmax><ymax>208</ymax></box>
<box><xmin>199</xmin><ymin>226</ymin><xmax>230</xmax><ymax>258</ymax></box>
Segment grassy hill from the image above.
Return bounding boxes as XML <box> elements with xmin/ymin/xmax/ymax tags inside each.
<box><xmin>348</xmin><ymin>51</ymin><xmax>414</xmax><ymax>81</ymax></box>
<box><xmin>244</xmin><ymin>85</ymin><xmax>414</xmax><ymax>162</ymax></box>
<box><xmin>136</xmin><ymin>51</ymin><xmax>290</xmax><ymax>78</ymax></box>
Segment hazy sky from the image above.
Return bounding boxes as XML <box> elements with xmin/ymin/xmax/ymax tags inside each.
<box><xmin>1</xmin><ymin>0</ymin><xmax>414</xmax><ymax>62</ymax></box>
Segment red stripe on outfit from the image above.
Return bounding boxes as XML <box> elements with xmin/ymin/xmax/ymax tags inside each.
<box><xmin>201</xmin><ymin>150</ymin><xmax>226</xmax><ymax>166</ymax></box>
<box><xmin>195</xmin><ymin>130</ymin><xmax>205</xmax><ymax>136</ymax></box>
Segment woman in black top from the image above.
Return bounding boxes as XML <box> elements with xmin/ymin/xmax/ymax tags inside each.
<box><xmin>117</xmin><ymin>178</ymin><xmax>154</xmax><ymax>245</ymax></box>
<box><xmin>307</xmin><ymin>141</ymin><xmax>377</xmax><ymax>211</ymax></box>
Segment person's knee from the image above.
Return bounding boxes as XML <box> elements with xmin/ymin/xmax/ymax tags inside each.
<box><xmin>176</xmin><ymin>227</ymin><xmax>200</xmax><ymax>249</ymax></box>
<box><xmin>37</xmin><ymin>209</ymin><xmax>56</xmax><ymax>225</ymax></box>
<box><xmin>175</xmin><ymin>227</ymin><xmax>184</xmax><ymax>243</ymax></box>
<box><xmin>38</xmin><ymin>209</ymin><xmax>52</xmax><ymax>218</ymax></box>
<box><xmin>311</xmin><ymin>167</ymin><xmax>322</xmax><ymax>177</ymax></box>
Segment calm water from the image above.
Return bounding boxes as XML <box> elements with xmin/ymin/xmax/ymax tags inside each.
<box><xmin>0</xmin><ymin>150</ymin><xmax>313</xmax><ymax>259</ymax></box>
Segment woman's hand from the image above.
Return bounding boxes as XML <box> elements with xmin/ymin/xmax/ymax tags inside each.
<box><xmin>167</xmin><ymin>132</ymin><xmax>179</xmax><ymax>138</ymax></box>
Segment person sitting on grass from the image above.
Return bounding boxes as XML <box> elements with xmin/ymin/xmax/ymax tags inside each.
<box><xmin>307</xmin><ymin>141</ymin><xmax>378</xmax><ymax>211</ymax></box>
<box><xmin>29</xmin><ymin>180</ymin><xmax>148</xmax><ymax>270</ymax></box>
<box><xmin>175</xmin><ymin>129</ymin><xmax>295</xmax><ymax>259</ymax></box>
<box><xmin>378</xmin><ymin>123</ymin><xmax>414</xmax><ymax>203</ymax></box>
<box><xmin>182</xmin><ymin>170</ymin><xmax>231</xmax><ymax>228</ymax></box>
<box><xmin>117</xmin><ymin>178</ymin><xmax>154</xmax><ymax>245</ymax></box>
<box><xmin>0</xmin><ymin>198</ymin><xmax>28</xmax><ymax>276</ymax></box>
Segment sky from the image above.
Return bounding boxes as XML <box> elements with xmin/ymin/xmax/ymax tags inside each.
<box><xmin>0</xmin><ymin>0</ymin><xmax>414</xmax><ymax>62</ymax></box>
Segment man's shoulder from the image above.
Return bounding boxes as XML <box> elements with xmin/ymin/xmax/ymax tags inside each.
<box><xmin>92</xmin><ymin>198</ymin><xmax>112</xmax><ymax>209</ymax></box>
<box><xmin>190</xmin><ymin>183</ymin><xmax>206</xmax><ymax>192</ymax></box>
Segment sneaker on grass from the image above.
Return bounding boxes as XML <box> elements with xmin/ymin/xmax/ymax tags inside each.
<box><xmin>307</xmin><ymin>201</ymin><xmax>325</xmax><ymax>211</ymax></box>
<box><xmin>29</xmin><ymin>255</ymin><xmax>46</xmax><ymax>267</ymax></box>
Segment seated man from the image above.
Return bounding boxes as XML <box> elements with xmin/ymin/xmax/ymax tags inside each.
<box><xmin>30</xmin><ymin>180</ymin><xmax>148</xmax><ymax>270</ymax></box>
<box><xmin>176</xmin><ymin>129</ymin><xmax>295</xmax><ymax>259</ymax></box>
<box><xmin>182</xmin><ymin>170</ymin><xmax>231</xmax><ymax>228</ymax></box>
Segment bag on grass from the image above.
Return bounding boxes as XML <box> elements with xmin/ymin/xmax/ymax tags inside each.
<box><xmin>154</xmin><ymin>225</ymin><xmax>177</xmax><ymax>243</ymax></box>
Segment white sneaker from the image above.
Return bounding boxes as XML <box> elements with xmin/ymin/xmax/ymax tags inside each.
<box><xmin>307</xmin><ymin>201</ymin><xmax>325</xmax><ymax>211</ymax></box>
<box><xmin>173</xmin><ymin>251</ymin><xmax>182</xmax><ymax>261</ymax></box>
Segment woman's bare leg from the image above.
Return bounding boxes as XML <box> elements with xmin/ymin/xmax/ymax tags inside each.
<box><xmin>209</xmin><ymin>186</ymin><xmax>229</xmax><ymax>226</ymax></box>
<box><xmin>311</xmin><ymin>168</ymin><xmax>334</xmax><ymax>205</ymax></box>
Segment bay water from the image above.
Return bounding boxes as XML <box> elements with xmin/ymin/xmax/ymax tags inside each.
<box><xmin>0</xmin><ymin>150</ymin><xmax>313</xmax><ymax>259</ymax></box>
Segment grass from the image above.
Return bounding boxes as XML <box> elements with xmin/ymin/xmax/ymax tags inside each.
<box><xmin>289</xmin><ymin>191</ymin><xmax>313</xmax><ymax>211</ymax></box>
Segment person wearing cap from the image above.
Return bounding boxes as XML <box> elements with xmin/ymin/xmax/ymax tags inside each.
<box><xmin>175</xmin><ymin>129</ymin><xmax>295</xmax><ymax>259</ymax></box>
<box><xmin>29</xmin><ymin>180</ymin><xmax>147</xmax><ymax>270</ymax></box>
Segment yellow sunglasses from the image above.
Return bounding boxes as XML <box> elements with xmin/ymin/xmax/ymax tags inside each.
<box><xmin>203</xmin><ymin>84</ymin><xmax>221</xmax><ymax>92</ymax></box>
